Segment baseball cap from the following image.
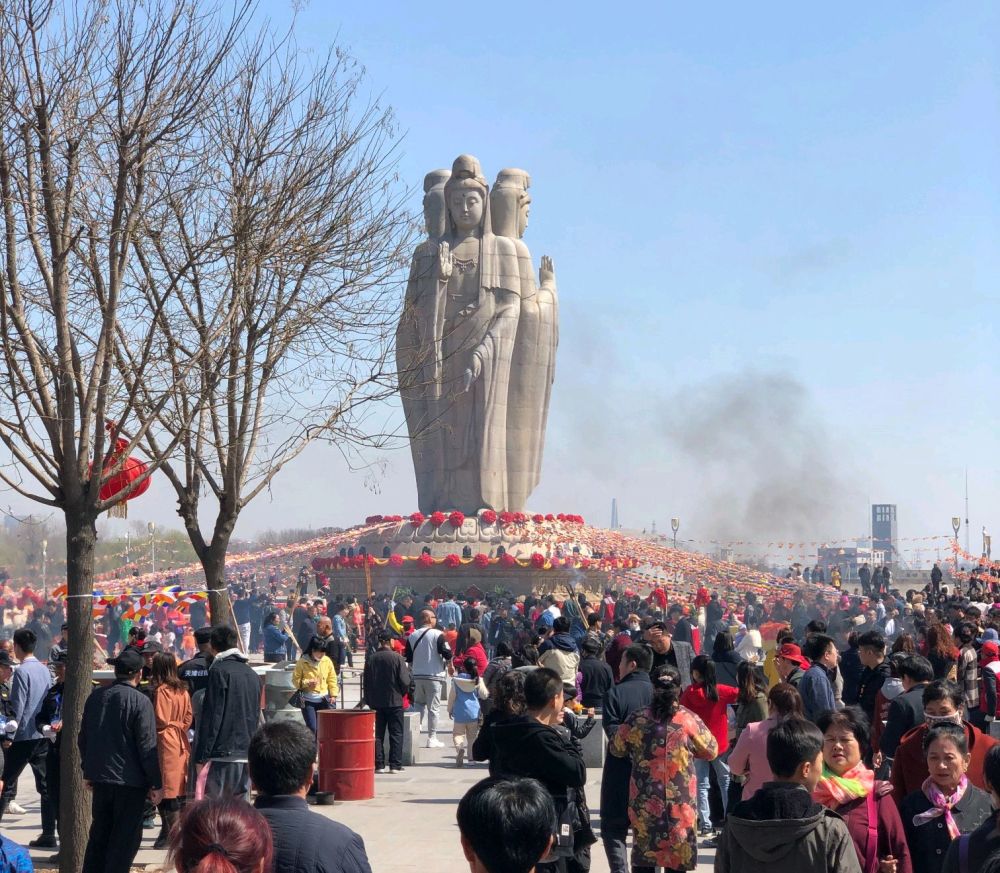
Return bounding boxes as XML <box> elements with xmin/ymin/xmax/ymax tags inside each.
<box><xmin>776</xmin><ymin>643</ymin><xmax>810</xmax><ymax>670</ymax></box>
<box><xmin>0</xmin><ymin>651</ymin><xmax>14</xmax><ymax>668</ymax></box>
<box><xmin>49</xmin><ymin>649</ymin><xmax>68</xmax><ymax>665</ymax></box>
<box><xmin>107</xmin><ymin>649</ymin><xmax>143</xmax><ymax>674</ymax></box>
<box><xmin>141</xmin><ymin>641</ymin><xmax>164</xmax><ymax>655</ymax></box>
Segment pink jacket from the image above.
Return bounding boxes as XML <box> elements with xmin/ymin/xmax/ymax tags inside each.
<box><xmin>727</xmin><ymin>713</ymin><xmax>778</xmax><ymax>798</ymax></box>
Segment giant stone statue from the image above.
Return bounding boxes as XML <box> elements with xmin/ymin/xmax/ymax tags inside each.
<box><xmin>397</xmin><ymin>155</ymin><xmax>559</xmax><ymax>514</ymax></box>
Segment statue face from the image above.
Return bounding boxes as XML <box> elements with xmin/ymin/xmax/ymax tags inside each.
<box><xmin>517</xmin><ymin>198</ymin><xmax>531</xmax><ymax>237</ymax></box>
<box><xmin>449</xmin><ymin>188</ymin><xmax>484</xmax><ymax>233</ymax></box>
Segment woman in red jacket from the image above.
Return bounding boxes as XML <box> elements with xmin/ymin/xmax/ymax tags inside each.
<box><xmin>679</xmin><ymin>654</ymin><xmax>738</xmax><ymax>842</ymax></box>
<box><xmin>814</xmin><ymin>706</ymin><xmax>912</xmax><ymax>873</ymax></box>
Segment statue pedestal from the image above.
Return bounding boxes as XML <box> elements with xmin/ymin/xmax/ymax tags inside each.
<box><xmin>323</xmin><ymin>562</ymin><xmax>609</xmax><ymax>599</ymax></box>
<box><xmin>321</xmin><ymin>516</ymin><xmax>604</xmax><ymax>598</ymax></box>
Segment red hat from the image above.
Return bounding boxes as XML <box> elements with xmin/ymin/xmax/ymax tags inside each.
<box><xmin>981</xmin><ymin>641</ymin><xmax>1000</xmax><ymax>665</ymax></box>
<box><xmin>776</xmin><ymin>643</ymin><xmax>810</xmax><ymax>671</ymax></box>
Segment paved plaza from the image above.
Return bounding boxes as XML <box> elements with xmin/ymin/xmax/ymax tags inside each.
<box><xmin>4</xmin><ymin>664</ymin><xmax>719</xmax><ymax>872</ymax></box>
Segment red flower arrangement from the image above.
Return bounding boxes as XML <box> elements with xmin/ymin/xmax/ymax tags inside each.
<box><xmin>474</xmin><ymin>553</ymin><xmax>490</xmax><ymax>568</ymax></box>
<box><xmin>448</xmin><ymin>511</ymin><xmax>465</xmax><ymax>528</ymax></box>
<box><xmin>417</xmin><ymin>553</ymin><xmax>434</xmax><ymax>567</ymax></box>
<box><xmin>444</xmin><ymin>554</ymin><xmax>462</xmax><ymax>568</ymax></box>
<box><xmin>500</xmin><ymin>553</ymin><xmax>518</xmax><ymax>567</ymax></box>
<box><xmin>383</xmin><ymin>515</ymin><xmax>404</xmax><ymax>523</ymax></box>
<box><xmin>545</xmin><ymin>513</ymin><xmax>555</xmax><ymax>522</ymax></box>
<box><xmin>530</xmin><ymin>552</ymin><xmax>547</xmax><ymax>569</ymax></box>
<box><xmin>409</xmin><ymin>512</ymin><xmax>425</xmax><ymax>527</ymax></box>
<box><xmin>365</xmin><ymin>515</ymin><xmax>383</xmax><ymax>525</ymax></box>
<box><xmin>389</xmin><ymin>554</ymin><xmax>404</xmax><ymax>567</ymax></box>
<box><xmin>480</xmin><ymin>509</ymin><xmax>497</xmax><ymax>525</ymax></box>
<box><xmin>532</xmin><ymin>513</ymin><xmax>545</xmax><ymax>524</ymax></box>
<box><xmin>429</xmin><ymin>511</ymin><xmax>446</xmax><ymax>528</ymax></box>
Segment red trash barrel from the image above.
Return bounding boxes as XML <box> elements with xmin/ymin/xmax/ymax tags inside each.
<box><xmin>316</xmin><ymin>709</ymin><xmax>375</xmax><ymax>800</ymax></box>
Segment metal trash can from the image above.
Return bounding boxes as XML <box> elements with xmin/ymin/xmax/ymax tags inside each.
<box><xmin>264</xmin><ymin>663</ymin><xmax>304</xmax><ymax>725</ymax></box>
<box><xmin>316</xmin><ymin>709</ymin><xmax>375</xmax><ymax>800</ymax></box>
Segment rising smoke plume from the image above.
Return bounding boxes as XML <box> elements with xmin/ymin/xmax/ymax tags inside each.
<box><xmin>659</xmin><ymin>370</ymin><xmax>861</xmax><ymax>545</ymax></box>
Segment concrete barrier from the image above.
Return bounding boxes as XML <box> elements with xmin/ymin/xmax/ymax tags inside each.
<box><xmin>382</xmin><ymin>709</ymin><xmax>422</xmax><ymax>766</ymax></box>
<box><xmin>581</xmin><ymin>714</ymin><xmax>606</xmax><ymax>768</ymax></box>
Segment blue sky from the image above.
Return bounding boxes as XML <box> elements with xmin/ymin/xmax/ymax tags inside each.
<box><xmin>115</xmin><ymin>2</ymin><xmax>1000</xmax><ymax>563</ymax></box>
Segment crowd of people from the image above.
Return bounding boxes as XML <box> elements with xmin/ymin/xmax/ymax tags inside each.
<box><xmin>1</xmin><ymin>565</ymin><xmax>1000</xmax><ymax>873</ymax></box>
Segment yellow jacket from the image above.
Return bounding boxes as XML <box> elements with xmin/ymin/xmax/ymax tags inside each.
<box><xmin>292</xmin><ymin>654</ymin><xmax>338</xmax><ymax>698</ymax></box>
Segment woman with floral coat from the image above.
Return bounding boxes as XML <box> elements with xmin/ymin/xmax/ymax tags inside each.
<box><xmin>610</xmin><ymin>665</ymin><xmax>718</xmax><ymax>873</ymax></box>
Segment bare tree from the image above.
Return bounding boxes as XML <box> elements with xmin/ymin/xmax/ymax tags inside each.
<box><xmin>124</xmin><ymin>33</ymin><xmax>415</xmax><ymax>622</ymax></box>
<box><xmin>0</xmin><ymin>2</ymin><xmax>250</xmax><ymax>868</ymax></box>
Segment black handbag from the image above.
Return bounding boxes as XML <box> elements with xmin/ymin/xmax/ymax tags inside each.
<box><xmin>289</xmin><ymin>689</ymin><xmax>304</xmax><ymax>709</ymax></box>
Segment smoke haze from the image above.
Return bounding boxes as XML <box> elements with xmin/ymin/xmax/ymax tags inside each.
<box><xmin>659</xmin><ymin>370</ymin><xmax>862</xmax><ymax>544</ymax></box>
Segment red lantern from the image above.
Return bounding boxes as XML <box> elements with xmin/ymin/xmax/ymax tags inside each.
<box><xmin>95</xmin><ymin>433</ymin><xmax>150</xmax><ymax>518</ymax></box>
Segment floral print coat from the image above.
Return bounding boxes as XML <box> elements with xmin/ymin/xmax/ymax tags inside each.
<box><xmin>609</xmin><ymin>705</ymin><xmax>718</xmax><ymax>871</ymax></box>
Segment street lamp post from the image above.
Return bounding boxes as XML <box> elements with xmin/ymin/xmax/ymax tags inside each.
<box><xmin>41</xmin><ymin>539</ymin><xmax>47</xmax><ymax>598</ymax></box>
<box><xmin>951</xmin><ymin>516</ymin><xmax>962</xmax><ymax>578</ymax></box>
<box><xmin>671</xmin><ymin>517</ymin><xmax>680</xmax><ymax>550</ymax></box>
<box><xmin>148</xmin><ymin>521</ymin><xmax>156</xmax><ymax>576</ymax></box>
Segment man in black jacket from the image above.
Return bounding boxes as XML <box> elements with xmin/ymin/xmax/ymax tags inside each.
<box><xmin>578</xmin><ymin>638</ymin><xmax>614</xmax><ymax>709</ymax></box>
<box><xmin>363</xmin><ymin>630</ymin><xmax>411</xmax><ymax>773</ymax></box>
<box><xmin>856</xmin><ymin>630</ymin><xmax>891</xmax><ymax>724</ymax></box>
<box><xmin>194</xmin><ymin>625</ymin><xmax>261</xmax><ymax>799</ymax></box>
<box><xmin>600</xmin><ymin>645</ymin><xmax>653</xmax><ymax>873</ymax></box>
<box><xmin>177</xmin><ymin>626</ymin><xmax>213</xmax><ymax>697</ymax></box>
<box><xmin>880</xmin><ymin>654</ymin><xmax>933</xmax><ymax>761</ymax></box>
<box><xmin>79</xmin><ymin>648</ymin><xmax>162</xmax><ymax>873</ymax></box>
<box><xmin>250</xmin><ymin>721</ymin><xmax>372</xmax><ymax>873</ymax></box>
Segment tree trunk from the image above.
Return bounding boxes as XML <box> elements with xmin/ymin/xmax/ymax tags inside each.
<box><xmin>203</xmin><ymin>528</ymin><xmax>234</xmax><ymax>629</ymax></box>
<box><xmin>60</xmin><ymin>510</ymin><xmax>98</xmax><ymax>873</ymax></box>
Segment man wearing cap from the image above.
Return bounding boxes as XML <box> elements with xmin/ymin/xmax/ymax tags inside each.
<box><xmin>79</xmin><ymin>648</ymin><xmax>162</xmax><ymax>873</ymax></box>
<box><xmin>774</xmin><ymin>642</ymin><xmax>809</xmax><ymax>689</ymax></box>
<box><xmin>178</xmin><ymin>627</ymin><xmax>214</xmax><ymax>697</ymax></box>
<box><xmin>36</xmin><ymin>647</ymin><xmax>66</xmax><ymax>862</ymax></box>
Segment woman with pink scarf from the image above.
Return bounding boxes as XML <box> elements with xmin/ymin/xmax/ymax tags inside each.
<box><xmin>900</xmin><ymin>722</ymin><xmax>992</xmax><ymax>873</ymax></box>
<box><xmin>814</xmin><ymin>707</ymin><xmax>911</xmax><ymax>873</ymax></box>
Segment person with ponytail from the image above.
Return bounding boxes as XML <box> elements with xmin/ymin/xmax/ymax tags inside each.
<box><xmin>169</xmin><ymin>797</ymin><xmax>272</xmax><ymax>873</ymax></box>
<box><xmin>680</xmin><ymin>654</ymin><xmax>738</xmax><ymax>841</ymax></box>
<box><xmin>813</xmin><ymin>706</ymin><xmax>912</xmax><ymax>873</ymax></box>
<box><xmin>609</xmin><ymin>665</ymin><xmax>718</xmax><ymax>873</ymax></box>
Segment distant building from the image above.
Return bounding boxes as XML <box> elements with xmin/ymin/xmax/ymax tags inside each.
<box><xmin>817</xmin><ymin>545</ymin><xmax>884</xmax><ymax>584</ymax></box>
<box><xmin>872</xmin><ymin>504</ymin><xmax>898</xmax><ymax>567</ymax></box>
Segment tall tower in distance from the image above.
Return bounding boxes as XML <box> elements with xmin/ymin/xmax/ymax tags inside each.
<box><xmin>611</xmin><ymin>498</ymin><xmax>619</xmax><ymax>530</ymax></box>
<box><xmin>871</xmin><ymin>504</ymin><xmax>898</xmax><ymax>567</ymax></box>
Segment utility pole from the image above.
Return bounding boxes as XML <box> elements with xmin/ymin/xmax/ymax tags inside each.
<box><xmin>148</xmin><ymin>521</ymin><xmax>156</xmax><ymax>576</ymax></box>
<box><xmin>965</xmin><ymin>469</ymin><xmax>970</xmax><ymax>556</ymax></box>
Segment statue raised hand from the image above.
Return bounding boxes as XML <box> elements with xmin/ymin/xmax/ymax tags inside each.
<box><xmin>438</xmin><ymin>240</ymin><xmax>453</xmax><ymax>279</ymax></box>
<box><xmin>539</xmin><ymin>255</ymin><xmax>555</xmax><ymax>286</ymax></box>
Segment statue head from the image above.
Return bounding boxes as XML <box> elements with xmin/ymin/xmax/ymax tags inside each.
<box><xmin>489</xmin><ymin>169</ymin><xmax>528</xmax><ymax>238</ymax></box>
<box><xmin>444</xmin><ymin>154</ymin><xmax>489</xmax><ymax>236</ymax></box>
<box><xmin>422</xmin><ymin>169</ymin><xmax>450</xmax><ymax>239</ymax></box>
<box><xmin>490</xmin><ymin>169</ymin><xmax>531</xmax><ymax>239</ymax></box>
